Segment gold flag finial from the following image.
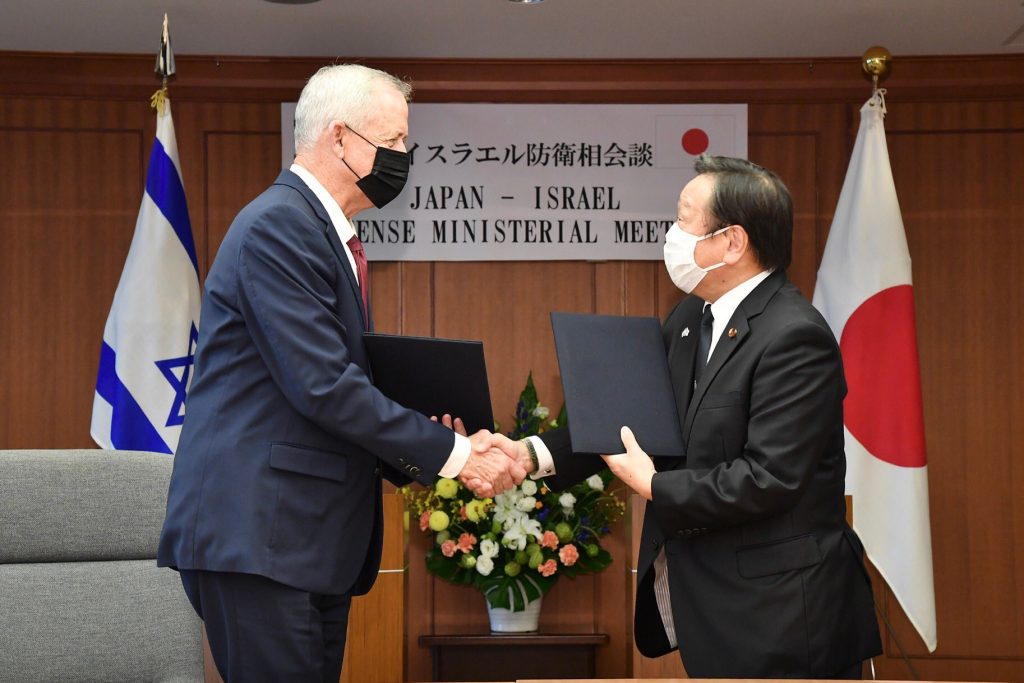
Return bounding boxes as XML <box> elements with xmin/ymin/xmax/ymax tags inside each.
<box><xmin>861</xmin><ymin>46</ymin><xmax>892</xmax><ymax>92</ymax></box>
<box><xmin>152</xmin><ymin>14</ymin><xmax>176</xmax><ymax>114</ymax></box>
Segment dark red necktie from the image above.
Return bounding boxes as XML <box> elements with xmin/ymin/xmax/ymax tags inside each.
<box><xmin>346</xmin><ymin>234</ymin><xmax>369</xmax><ymax>326</ymax></box>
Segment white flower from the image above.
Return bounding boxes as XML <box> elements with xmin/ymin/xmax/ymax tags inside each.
<box><xmin>479</xmin><ymin>539</ymin><xmax>499</xmax><ymax>558</ymax></box>
<box><xmin>476</xmin><ymin>555</ymin><xmax>494</xmax><ymax>576</ymax></box>
<box><xmin>520</xmin><ymin>479</ymin><xmax>538</xmax><ymax>496</ymax></box>
<box><xmin>532</xmin><ymin>404</ymin><xmax>550</xmax><ymax>420</ymax></box>
<box><xmin>559</xmin><ymin>492</ymin><xmax>576</xmax><ymax>510</ymax></box>
<box><xmin>494</xmin><ymin>490</ymin><xmax>518</xmax><ymax>508</ymax></box>
<box><xmin>586</xmin><ymin>474</ymin><xmax>605</xmax><ymax>491</ymax></box>
<box><xmin>502</xmin><ymin>521</ymin><xmax>529</xmax><ymax>551</ymax></box>
<box><xmin>523</xmin><ymin>518</ymin><xmax>543</xmax><ymax>541</ymax></box>
<box><xmin>492</xmin><ymin>491</ymin><xmax>521</xmax><ymax>525</ymax></box>
<box><xmin>515</xmin><ymin>496</ymin><xmax>537</xmax><ymax>512</ymax></box>
<box><xmin>502</xmin><ymin>516</ymin><xmax>543</xmax><ymax>551</ymax></box>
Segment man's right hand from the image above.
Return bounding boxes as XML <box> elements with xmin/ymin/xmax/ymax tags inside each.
<box><xmin>458</xmin><ymin>430</ymin><xmax>528</xmax><ymax>498</ymax></box>
<box><xmin>488</xmin><ymin>432</ymin><xmax>535</xmax><ymax>477</ymax></box>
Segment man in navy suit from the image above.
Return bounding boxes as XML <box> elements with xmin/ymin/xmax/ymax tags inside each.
<box><xmin>158</xmin><ymin>64</ymin><xmax>523</xmax><ymax>683</ymax></box>
<box><xmin>500</xmin><ymin>156</ymin><xmax>881</xmax><ymax>678</ymax></box>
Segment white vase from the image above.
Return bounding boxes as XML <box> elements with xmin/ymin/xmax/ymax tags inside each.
<box><xmin>485</xmin><ymin>595</ymin><xmax>543</xmax><ymax>633</ymax></box>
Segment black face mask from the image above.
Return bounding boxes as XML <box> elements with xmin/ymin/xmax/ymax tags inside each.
<box><xmin>342</xmin><ymin>126</ymin><xmax>410</xmax><ymax>208</ymax></box>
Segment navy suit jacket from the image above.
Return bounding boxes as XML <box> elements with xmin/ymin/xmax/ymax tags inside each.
<box><xmin>540</xmin><ymin>271</ymin><xmax>881</xmax><ymax>678</ymax></box>
<box><xmin>158</xmin><ymin>170</ymin><xmax>455</xmax><ymax>596</ymax></box>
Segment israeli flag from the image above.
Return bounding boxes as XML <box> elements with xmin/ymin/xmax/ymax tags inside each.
<box><xmin>91</xmin><ymin>100</ymin><xmax>200</xmax><ymax>454</ymax></box>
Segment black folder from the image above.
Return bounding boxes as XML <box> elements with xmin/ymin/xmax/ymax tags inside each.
<box><xmin>550</xmin><ymin>312</ymin><xmax>685</xmax><ymax>457</ymax></box>
<box><xmin>362</xmin><ymin>332</ymin><xmax>494</xmax><ymax>434</ymax></box>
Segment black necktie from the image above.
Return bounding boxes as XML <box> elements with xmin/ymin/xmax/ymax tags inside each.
<box><xmin>694</xmin><ymin>304</ymin><xmax>714</xmax><ymax>386</ymax></box>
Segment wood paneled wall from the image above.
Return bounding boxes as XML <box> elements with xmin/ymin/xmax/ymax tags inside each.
<box><xmin>1</xmin><ymin>51</ymin><xmax>1022</xmax><ymax>682</ymax></box>
<box><xmin>341</xmin><ymin>493</ymin><xmax>405</xmax><ymax>683</ymax></box>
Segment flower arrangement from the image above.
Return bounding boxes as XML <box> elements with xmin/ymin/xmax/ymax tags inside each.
<box><xmin>401</xmin><ymin>373</ymin><xmax>626</xmax><ymax>611</ymax></box>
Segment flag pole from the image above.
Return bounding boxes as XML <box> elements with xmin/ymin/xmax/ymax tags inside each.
<box><xmin>151</xmin><ymin>14</ymin><xmax>175</xmax><ymax>114</ymax></box>
<box><xmin>91</xmin><ymin>11</ymin><xmax>200</xmax><ymax>454</ymax></box>
<box><xmin>857</xmin><ymin>45</ymin><xmax>928</xmax><ymax>682</ymax></box>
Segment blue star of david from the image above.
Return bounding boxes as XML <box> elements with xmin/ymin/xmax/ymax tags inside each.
<box><xmin>155</xmin><ymin>323</ymin><xmax>198</xmax><ymax>428</ymax></box>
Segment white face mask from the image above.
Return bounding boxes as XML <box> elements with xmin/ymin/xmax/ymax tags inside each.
<box><xmin>663</xmin><ymin>222</ymin><xmax>729</xmax><ymax>293</ymax></box>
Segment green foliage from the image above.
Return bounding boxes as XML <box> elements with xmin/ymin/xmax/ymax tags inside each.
<box><xmin>400</xmin><ymin>373</ymin><xmax>625</xmax><ymax>611</ymax></box>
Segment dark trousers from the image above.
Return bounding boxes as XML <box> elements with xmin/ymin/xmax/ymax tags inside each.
<box><xmin>831</xmin><ymin>660</ymin><xmax>865</xmax><ymax>680</ymax></box>
<box><xmin>180</xmin><ymin>569</ymin><xmax>352</xmax><ymax>683</ymax></box>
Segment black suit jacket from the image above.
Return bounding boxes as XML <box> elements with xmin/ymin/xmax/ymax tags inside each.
<box><xmin>158</xmin><ymin>170</ymin><xmax>455</xmax><ymax>596</ymax></box>
<box><xmin>541</xmin><ymin>271</ymin><xmax>881</xmax><ymax>678</ymax></box>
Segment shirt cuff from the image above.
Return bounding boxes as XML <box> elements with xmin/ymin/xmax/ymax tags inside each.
<box><xmin>437</xmin><ymin>433</ymin><xmax>471</xmax><ymax>479</ymax></box>
<box><xmin>526</xmin><ymin>435</ymin><xmax>556</xmax><ymax>479</ymax></box>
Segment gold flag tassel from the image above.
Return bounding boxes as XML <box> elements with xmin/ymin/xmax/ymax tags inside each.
<box><xmin>152</xmin><ymin>13</ymin><xmax>176</xmax><ymax>114</ymax></box>
<box><xmin>150</xmin><ymin>87</ymin><xmax>168</xmax><ymax>114</ymax></box>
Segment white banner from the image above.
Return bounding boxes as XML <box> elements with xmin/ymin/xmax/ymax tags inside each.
<box><xmin>281</xmin><ymin>103</ymin><xmax>747</xmax><ymax>261</ymax></box>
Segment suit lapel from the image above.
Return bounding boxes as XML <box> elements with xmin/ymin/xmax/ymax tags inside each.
<box><xmin>274</xmin><ymin>170</ymin><xmax>369</xmax><ymax>331</ymax></box>
<box><xmin>681</xmin><ymin>270</ymin><xmax>787</xmax><ymax>440</ymax></box>
<box><xmin>683</xmin><ymin>314</ymin><xmax>748</xmax><ymax>438</ymax></box>
<box><xmin>322</xmin><ymin>224</ymin><xmax>369</xmax><ymax>331</ymax></box>
<box><xmin>652</xmin><ymin>302</ymin><xmax>703</xmax><ymax>471</ymax></box>
<box><xmin>667</xmin><ymin>307</ymin><xmax>702</xmax><ymax>430</ymax></box>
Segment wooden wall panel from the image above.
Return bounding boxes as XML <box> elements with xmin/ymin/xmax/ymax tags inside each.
<box><xmin>177</xmin><ymin>101</ymin><xmax>281</xmax><ymax>272</ymax></box>
<box><xmin>203</xmin><ymin>129</ymin><xmax>281</xmax><ymax>267</ymax></box>
<box><xmin>341</xmin><ymin>493</ymin><xmax>405</xmax><ymax>683</ymax></box>
<box><xmin>0</xmin><ymin>113</ymin><xmax>144</xmax><ymax>448</ymax></box>
<box><xmin>404</xmin><ymin>515</ymin><xmax>436</xmax><ymax>683</ymax></box>
<box><xmin>433</xmin><ymin>261</ymin><xmax>594</xmax><ymax>430</ymax></box>
<box><xmin>747</xmin><ymin>131</ymin><xmax>821</xmax><ymax>296</ymax></box>
<box><xmin>2</xmin><ymin>51</ymin><xmax>1023</xmax><ymax>682</ymax></box>
<box><xmin>591</xmin><ymin>496</ymin><xmax>633</xmax><ymax>678</ymax></box>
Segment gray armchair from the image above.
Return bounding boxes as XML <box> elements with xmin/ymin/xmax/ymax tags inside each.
<box><xmin>0</xmin><ymin>449</ymin><xmax>203</xmax><ymax>682</ymax></box>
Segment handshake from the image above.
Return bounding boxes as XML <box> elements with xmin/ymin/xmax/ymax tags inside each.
<box><xmin>436</xmin><ymin>415</ymin><xmax>536</xmax><ymax>498</ymax></box>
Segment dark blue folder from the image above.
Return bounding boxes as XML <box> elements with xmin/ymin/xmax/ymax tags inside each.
<box><xmin>551</xmin><ymin>312</ymin><xmax>685</xmax><ymax>457</ymax></box>
<box><xmin>362</xmin><ymin>332</ymin><xmax>494</xmax><ymax>435</ymax></box>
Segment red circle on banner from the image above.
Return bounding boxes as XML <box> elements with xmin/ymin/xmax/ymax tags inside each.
<box><xmin>681</xmin><ymin>129</ymin><xmax>710</xmax><ymax>155</ymax></box>
<box><xmin>839</xmin><ymin>285</ymin><xmax>927</xmax><ymax>468</ymax></box>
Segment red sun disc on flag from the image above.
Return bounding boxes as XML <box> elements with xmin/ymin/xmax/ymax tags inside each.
<box><xmin>681</xmin><ymin>129</ymin><xmax>709</xmax><ymax>155</ymax></box>
<box><xmin>839</xmin><ymin>285</ymin><xmax>927</xmax><ymax>468</ymax></box>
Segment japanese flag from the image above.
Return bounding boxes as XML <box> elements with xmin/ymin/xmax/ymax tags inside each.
<box><xmin>812</xmin><ymin>92</ymin><xmax>937</xmax><ymax>652</ymax></box>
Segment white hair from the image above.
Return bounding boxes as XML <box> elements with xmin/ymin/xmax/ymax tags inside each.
<box><xmin>293</xmin><ymin>64</ymin><xmax>412</xmax><ymax>155</ymax></box>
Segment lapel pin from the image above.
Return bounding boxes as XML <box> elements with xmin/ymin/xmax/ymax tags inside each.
<box><xmin>681</xmin><ymin>328</ymin><xmax>690</xmax><ymax>338</ymax></box>
<box><xmin>728</xmin><ymin>327</ymin><xmax>738</xmax><ymax>338</ymax></box>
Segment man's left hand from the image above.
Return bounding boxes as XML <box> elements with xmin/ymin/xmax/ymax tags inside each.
<box><xmin>431</xmin><ymin>413</ymin><xmax>468</xmax><ymax>436</ymax></box>
<box><xmin>601</xmin><ymin>426</ymin><xmax>655</xmax><ymax>501</ymax></box>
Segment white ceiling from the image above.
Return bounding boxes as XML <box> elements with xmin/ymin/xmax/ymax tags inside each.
<box><xmin>1</xmin><ymin>0</ymin><xmax>1023</xmax><ymax>61</ymax></box>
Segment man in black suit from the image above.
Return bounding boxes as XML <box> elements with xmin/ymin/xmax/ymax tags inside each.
<box><xmin>504</xmin><ymin>155</ymin><xmax>882</xmax><ymax>678</ymax></box>
<box><xmin>158</xmin><ymin>64</ymin><xmax>523</xmax><ymax>683</ymax></box>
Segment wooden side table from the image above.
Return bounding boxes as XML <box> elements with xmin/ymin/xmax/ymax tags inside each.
<box><xmin>418</xmin><ymin>633</ymin><xmax>609</xmax><ymax>682</ymax></box>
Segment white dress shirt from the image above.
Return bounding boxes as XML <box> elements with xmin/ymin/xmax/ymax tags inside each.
<box><xmin>703</xmin><ymin>269</ymin><xmax>772</xmax><ymax>362</ymax></box>
<box><xmin>289</xmin><ymin>164</ymin><xmax>359</xmax><ymax>282</ymax></box>
<box><xmin>289</xmin><ymin>163</ymin><xmax>471</xmax><ymax>477</ymax></box>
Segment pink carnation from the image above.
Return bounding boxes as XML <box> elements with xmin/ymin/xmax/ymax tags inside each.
<box><xmin>459</xmin><ymin>506</ymin><xmax>468</xmax><ymax>520</ymax></box>
<box><xmin>541</xmin><ymin>530</ymin><xmax>559</xmax><ymax>550</ymax></box>
<box><xmin>456</xmin><ymin>532</ymin><xmax>477</xmax><ymax>553</ymax></box>
<box><xmin>538</xmin><ymin>559</ymin><xmax>558</xmax><ymax>577</ymax></box>
<box><xmin>441</xmin><ymin>540</ymin><xmax>457</xmax><ymax>558</ymax></box>
<box><xmin>419</xmin><ymin>511</ymin><xmax>431</xmax><ymax>532</ymax></box>
<box><xmin>558</xmin><ymin>544</ymin><xmax>579</xmax><ymax>567</ymax></box>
